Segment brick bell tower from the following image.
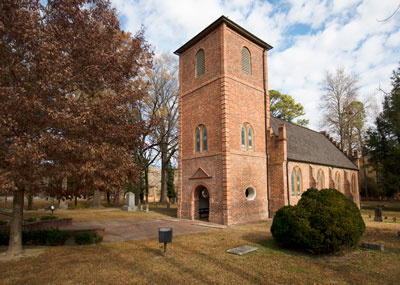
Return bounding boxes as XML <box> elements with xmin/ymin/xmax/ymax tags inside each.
<box><xmin>175</xmin><ymin>16</ymin><xmax>273</xmax><ymax>225</ymax></box>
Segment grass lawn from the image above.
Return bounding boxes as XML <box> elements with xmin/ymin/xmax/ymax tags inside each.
<box><xmin>1</xmin><ymin>203</ymin><xmax>400</xmax><ymax>284</ymax></box>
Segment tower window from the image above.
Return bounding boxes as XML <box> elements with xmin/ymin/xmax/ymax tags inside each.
<box><xmin>196</xmin><ymin>49</ymin><xmax>205</xmax><ymax>77</ymax></box>
<box><xmin>248</xmin><ymin>126</ymin><xmax>253</xmax><ymax>150</ymax></box>
<box><xmin>241</xmin><ymin>123</ymin><xmax>254</xmax><ymax>151</ymax></box>
<box><xmin>241</xmin><ymin>126</ymin><xmax>246</xmax><ymax>149</ymax></box>
<box><xmin>195</xmin><ymin>124</ymin><xmax>207</xmax><ymax>153</ymax></box>
<box><xmin>241</xmin><ymin>47</ymin><xmax>251</xmax><ymax>75</ymax></box>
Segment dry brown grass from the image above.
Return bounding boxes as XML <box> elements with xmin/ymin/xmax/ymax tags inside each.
<box><xmin>1</xmin><ymin>210</ymin><xmax>400</xmax><ymax>284</ymax></box>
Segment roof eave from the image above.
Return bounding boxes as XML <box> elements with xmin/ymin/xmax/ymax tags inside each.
<box><xmin>174</xmin><ymin>15</ymin><xmax>273</xmax><ymax>55</ymax></box>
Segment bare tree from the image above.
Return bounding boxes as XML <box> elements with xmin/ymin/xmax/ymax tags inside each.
<box><xmin>319</xmin><ymin>67</ymin><xmax>362</xmax><ymax>151</ymax></box>
<box><xmin>147</xmin><ymin>53</ymin><xmax>179</xmax><ymax>204</ymax></box>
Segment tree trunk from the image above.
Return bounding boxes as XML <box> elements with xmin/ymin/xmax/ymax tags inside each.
<box><xmin>113</xmin><ymin>188</ymin><xmax>120</xmax><ymax>206</ymax></box>
<box><xmin>160</xmin><ymin>142</ymin><xmax>168</xmax><ymax>204</ymax></box>
<box><xmin>27</xmin><ymin>194</ymin><xmax>33</xmax><ymax>210</ymax></box>
<box><xmin>7</xmin><ymin>190</ymin><xmax>24</xmax><ymax>256</ymax></box>
<box><xmin>93</xmin><ymin>190</ymin><xmax>101</xmax><ymax>207</ymax></box>
<box><xmin>74</xmin><ymin>196</ymin><xmax>78</xmax><ymax>206</ymax></box>
<box><xmin>106</xmin><ymin>191</ymin><xmax>110</xmax><ymax>204</ymax></box>
<box><xmin>144</xmin><ymin>166</ymin><xmax>149</xmax><ymax>204</ymax></box>
<box><xmin>135</xmin><ymin>173</ymin><xmax>141</xmax><ymax>206</ymax></box>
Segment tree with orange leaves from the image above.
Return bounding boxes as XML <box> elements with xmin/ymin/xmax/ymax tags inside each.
<box><xmin>0</xmin><ymin>0</ymin><xmax>152</xmax><ymax>256</ymax></box>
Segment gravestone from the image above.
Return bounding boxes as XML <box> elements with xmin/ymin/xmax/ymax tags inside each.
<box><xmin>227</xmin><ymin>245</ymin><xmax>258</xmax><ymax>256</ymax></box>
<box><xmin>122</xmin><ymin>192</ymin><xmax>137</xmax><ymax>211</ymax></box>
<box><xmin>374</xmin><ymin>207</ymin><xmax>383</xmax><ymax>222</ymax></box>
<box><xmin>59</xmin><ymin>199</ymin><xmax>68</xmax><ymax>210</ymax></box>
<box><xmin>393</xmin><ymin>217</ymin><xmax>397</xmax><ymax>223</ymax></box>
<box><xmin>167</xmin><ymin>203</ymin><xmax>170</xmax><ymax>209</ymax></box>
<box><xmin>93</xmin><ymin>190</ymin><xmax>101</xmax><ymax>208</ymax></box>
<box><xmin>145</xmin><ymin>203</ymin><xmax>149</xmax><ymax>212</ymax></box>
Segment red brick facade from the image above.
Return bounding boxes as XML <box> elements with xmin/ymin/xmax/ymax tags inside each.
<box><xmin>176</xmin><ymin>17</ymin><xmax>360</xmax><ymax>225</ymax></box>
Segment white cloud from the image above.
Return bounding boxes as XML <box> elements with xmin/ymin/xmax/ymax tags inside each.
<box><xmin>111</xmin><ymin>0</ymin><xmax>400</xmax><ymax>131</ymax></box>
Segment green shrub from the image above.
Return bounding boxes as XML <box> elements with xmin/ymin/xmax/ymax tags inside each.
<box><xmin>0</xmin><ymin>219</ymin><xmax>8</xmax><ymax>225</ymax></box>
<box><xmin>0</xmin><ymin>229</ymin><xmax>69</xmax><ymax>246</ymax></box>
<box><xmin>26</xmin><ymin>217</ymin><xmax>37</xmax><ymax>223</ymax></box>
<box><xmin>0</xmin><ymin>231</ymin><xmax>9</xmax><ymax>245</ymax></box>
<box><xmin>40</xmin><ymin>215</ymin><xmax>58</xmax><ymax>221</ymax></box>
<box><xmin>23</xmin><ymin>229</ymin><xmax>69</xmax><ymax>246</ymax></box>
<box><xmin>271</xmin><ymin>188</ymin><xmax>365</xmax><ymax>254</ymax></box>
<box><xmin>74</xmin><ymin>232</ymin><xmax>103</xmax><ymax>245</ymax></box>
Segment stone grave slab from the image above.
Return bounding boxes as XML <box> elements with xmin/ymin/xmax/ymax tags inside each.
<box><xmin>362</xmin><ymin>242</ymin><xmax>384</xmax><ymax>251</ymax></box>
<box><xmin>227</xmin><ymin>245</ymin><xmax>258</xmax><ymax>256</ymax></box>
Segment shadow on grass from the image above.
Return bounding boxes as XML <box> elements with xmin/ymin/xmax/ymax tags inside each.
<box><xmin>148</xmin><ymin>205</ymin><xmax>177</xmax><ymax>218</ymax></box>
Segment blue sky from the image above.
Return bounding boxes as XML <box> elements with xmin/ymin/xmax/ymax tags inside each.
<box><xmin>111</xmin><ymin>0</ymin><xmax>400</xmax><ymax>130</ymax></box>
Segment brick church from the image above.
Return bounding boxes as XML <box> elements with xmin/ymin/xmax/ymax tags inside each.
<box><xmin>175</xmin><ymin>16</ymin><xmax>360</xmax><ymax>225</ymax></box>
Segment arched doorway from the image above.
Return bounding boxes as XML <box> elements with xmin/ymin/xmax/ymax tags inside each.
<box><xmin>193</xmin><ymin>185</ymin><xmax>210</xmax><ymax>221</ymax></box>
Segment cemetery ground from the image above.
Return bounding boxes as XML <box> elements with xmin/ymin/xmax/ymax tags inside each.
<box><xmin>0</xmin><ymin>200</ymin><xmax>400</xmax><ymax>284</ymax></box>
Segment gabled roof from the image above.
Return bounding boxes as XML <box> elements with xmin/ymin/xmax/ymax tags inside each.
<box><xmin>270</xmin><ymin>117</ymin><xmax>358</xmax><ymax>170</ymax></box>
<box><xmin>174</xmin><ymin>15</ymin><xmax>273</xmax><ymax>55</ymax></box>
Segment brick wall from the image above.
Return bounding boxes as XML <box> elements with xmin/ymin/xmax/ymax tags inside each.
<box><xmin>178</xmin><ymin>22</ymin><xmax>270</xmax><ymax>225</ymax></box>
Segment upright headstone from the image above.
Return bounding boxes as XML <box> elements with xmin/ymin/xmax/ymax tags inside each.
<box><xmin>122</xmin><ymin>192</ymin><xmax>137</xmax><ymax>211</ymax></box>
<box><xmin>374</xmin><ymin>207</ymin><xmax>383</xmax><ymax>222</ymax></box>
<box><xmin>145</xmin><ymin>203</ymin><xmax>149</xmax><ymax>212</ymax></box>
<box><xmin>93</xmin><ymin>190</ymin><xmax>101</xmax><ymax>207</ymax></box>
<box><xmin>393</xmin><ymin>217</ymin><xmax>397</xmax><ymax>223</ymax></box>
<box><xmin>59</xmin><ymin>199</ymin><xmax>68</xmax><ymax>210</ymax></box>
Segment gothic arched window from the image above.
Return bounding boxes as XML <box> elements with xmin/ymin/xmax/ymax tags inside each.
<box><xmin>202</xmin><ymin>126</ymin><xmax>208</xmax><ymax>151</ymax></box>
<box><xmin>241</xmin><ymin>125</ymin><xmax>246</xmax><ymax>149</ymax></box>
<box><xmin>248</xmin><ymin>126</ymin><xmax>253</xmax><ymax>150</ymax></box>
<box><xmin>291</xmin><ymin>167</ymin><xmax>302</xmax><ymax>197</ymax></box>
<box><xmin>195</xmin><ymin>124</ymin><xmax>207</xmax><ymax>153</ymax></box>
<box><xmin>196</xmin><ymin>49</ymin><xmax>205</xmax><ymax>77</ymax></box>
<box><xmin>241</xmin><ymin>47</ymin><xmax>251</xmax><ymax>75</ymax></box>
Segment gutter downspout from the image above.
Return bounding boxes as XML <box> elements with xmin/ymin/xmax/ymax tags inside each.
<box><xmin>263</xmin><ymin>48</ymin><xmax>270</xmax><ymax>218</ymax></box>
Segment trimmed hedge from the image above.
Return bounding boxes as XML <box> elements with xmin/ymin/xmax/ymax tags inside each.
<box><xmin>0</xmin><ymin>229</ymin><xmax>69</xmax><ymax>246</ymax></box>
<box><xmin>271</xmin><ymin>188</ymin><xmax>365</xmax><ymax>254</ymax></box>
<box><xmin>74</xmin><ymin>232</ymin><xmax>103</xmax><ymax>245</ymax></box>
<box><xmin>40</xmin><ymin>215</ymin><xmax>58</xmax><ymax>221</ymax></box>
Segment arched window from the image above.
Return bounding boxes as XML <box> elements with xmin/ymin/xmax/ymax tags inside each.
<box><xmin>241</xmin><ymin>123</ymin><xmax>254</xmax><ymax>151</ymax></box>
<box><xmin>297</xmin><ymin>168</ymin><xmax>302</xmax><ymax>196</ymax></box>
<box><xmin>202</xmin><ymin>126</ymin><xmax>208</xmax><ymax>151</ymax></box>
<box><xmin>335</xmin><ymin>172</ymin><xmax>341</xmax><ymax>192</ymax></box>
<box><xmin>195</xmin><ymin>124</ymin><xmax>208</xmax><ymax>153</ymax></box>
<box><xmin>195</xmin><ymin>127</ymin><xmax>201</xmax><ymax>153</ymax></box>
<box><xmin>241</xmin><ymin>125</ymin><xmax>246</xmax><ymax>149</ymax></box>
<box><xmin>291</xmin><ymin>167</ymin><xmax>302</xmax><ymax>197</ymax></box>
<box><xmin>291</xmin><ymin>169</ymin><xmax>295</xmax><ymax>196</ymax></box>
<box><xmin>241</xmin><ymin>47</ymin><xmax>251</xmax><ymax>75</ymax></box>
<box><xmin>196</xmin><ymin>49</ymin><xmax>205</xmax><ymax>77</ymax></box>
<box><xmin>248</xmin><ymin>126</ymin><xmax>253</xmax><ymax>150</ymax></box>
<box><xmin>317</xmin><ymin>169</ymin><xmax>324</xmax><ymax>189</ymax></box>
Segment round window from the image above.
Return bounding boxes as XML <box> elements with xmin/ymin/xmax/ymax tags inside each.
<box><xmin>201</xmin><ymin>188</ymin><xmax>209</xmax><ymax>199</ymax></box>
<box><xmin>245</xmin><ymin>187</ymin><xmax>256</xmax><ymax>200</ymax></box>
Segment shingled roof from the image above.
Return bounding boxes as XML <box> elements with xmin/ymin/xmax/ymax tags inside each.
<box><xmin>270</xmin><ymin>117</ymin><xmax>358</xmax><ymax>170</ymax></box>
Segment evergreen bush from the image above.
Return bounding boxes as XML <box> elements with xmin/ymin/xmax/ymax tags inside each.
<box><xmin>271</xmin><ymin>188</ymin><xmax>365</xmax><ymax>254</ymax></box>
<box><xmin>74</xmin><ymin>232</ymin><xmax>103</xmax><ymax>245</ymax></box>
<box><xmin>0</xmin><ymin>229</ymin><xmax>69</xmax><ymax>246</ymax></box>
